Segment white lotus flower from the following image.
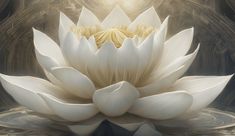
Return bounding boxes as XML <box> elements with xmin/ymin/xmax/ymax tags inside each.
<box><xmin>0</xmin><ymin>6</ymin><xmax>232</xmax><ymax>135</ymax></box>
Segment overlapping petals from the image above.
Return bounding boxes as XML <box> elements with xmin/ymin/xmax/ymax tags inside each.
<box><xmin>0</xmin><ymin>5</ymin><xmax>232</xmax><ymax>135</ymax></box>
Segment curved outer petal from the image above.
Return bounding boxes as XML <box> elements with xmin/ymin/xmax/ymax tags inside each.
<box><xmin>139</xmin><ymin>45</ymin><xmax>199</xmax><ymax>96</ymax></box>
<box><xmin>68</xmin><ymin>114</ymin><xmax>105</xmax><ymax>136</ymax></box>
<box><xmin>59</xmin><ymin>12</ymin><xmax>75</xmax><ymax>45</ymax></box>
<box><xmin>171</xmin><ymin>75</ymin><xmax>233</xmax><ymax>112</ymax></box>
<box><xmin>43</xmin><ymin>69</ymin><xmax>62</xmax><ymax>86</ymax></box>
<box><xmin>39</xmin><ymin>93</ymin><xmax>99</xmax><ymax>122</ymax></box>
<box><xmin>128</xmin><ymin>91</ymin><xmax>193</xmax><ymax>120</ymax></box>
<box><xmin>77</xmin><ymin>7</ymin><xmax>101</xmax><ymax>26</ymax></box>
<box><xmin>93</xmin><ymin>81</ymin><xmax>140</xmax><ymax>116</ymax></box>
<box><xmin>102</xmin><ymin>5</ymin><xmax>131</xmax><ymax>28</ymax></box>
<box><xmin>0</xmin><ymin>74</ymin><xmax>67</xmax><ymax>114</ymax></box>
<box><xmin>33</xmin><ymin>28</ymin><xmax>68</xmax><ymax>71</ymax></box>
<box><xmin>50</xmin><ymin>67</ymin><xmax>96</xmax><ymax>99</ymax></box>
<box><xmin>128</xmin><ymin>6</ymin><xmax>161</xmax><ymax>31</ymax></box>
<box><xmin>158</xmin><ymin>27</ymin><xmax>194</xmax><ymax>69</ymax></box>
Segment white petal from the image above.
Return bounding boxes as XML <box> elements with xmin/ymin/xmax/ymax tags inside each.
<box><xmin>62</xmin><ymin>33</ymin><xmax>93</xmax><ymax>74</ymax></box>
<box><xmin>33</xmin><ymin>28</ymin><xmax>68</xmax><ymax>71</ymax></box>
<box><xmin>88</xmin><ymin>36</ymin><xmax>98</xmax><ymax>52</ymax></box>
<box><xmin>43</xmin><ymin>69</ymin><xmax>62</xmax><ymax>86</ymax></box>
<box><xmin>59</xmin><ymin>12</ymin><xmax>75</xmax><ymax>45</ymax></box>
<box><xmin>39</xmin><ymin>93</ymin><xmax>99</xmax><ymax>122</ymax></box>
<box><xmin>77</xmin><ymin>7</ymin><xmax>101</xmax><ymax>26</ymax></box>
<box><xmin>0</xmin><ymin>74</ymin><xmax>67</xmax><ymax>114</ymax></box>
<box><xmin>93</xmin><ymin>81</ymin><xmax>140</xmax><ymax>116</ymax></box>
<box><xmin>139</xmin><ymin>45</ymin><xmax>199</xmax><ymax>96</ymax></box>
<box><xmin>50</xmin><ymin>67</ymin><xmax>95</xmax><ymax>99</ymax></box>
<box><xmin>129</xmin><ymin>7</ymin><xmax>161</xmax><ymax>30</ymax></box>
<box><xmin>128</xmin><ymin>91</ymin><xmax>193</xmax><ymax>120</ymax></box>
<box><xmin>172</xmin><ymin>75</ymin><xmax>233</xmax><ymax>112</ymax></box>
<box><xmin>138</xmin><ymin>65</ymin><xmax>185</xmax><ymax>96</ymax></box>
<box><xmin>137</xmin><ymin>17</ymin><xmax>168</xmax><ymax>83</ymax></box>
<box><xmin>115</xmin><ymin>38</ymin><xmax>139</xmax><ymax>84</ymax></box>
<box><xmin>108</xmin><ymin>114</ymin><xmax>146</xmax><ymax>131</ymax></box>
<box><xmin>68</xmin><ymin>114</ymin><xmax>104</xmax><ymax>136</ymax></box>
<box><xmin>87</xmin><ymin>42</ymin><xmax>117</xmax><ymax>87</ymax></box>
<box><xmin>102</xmin><ymin>5</ymin><xmax>131</xmax><ymax>28</ymax></box>
<box><xmin>159</xmin><ymin>27</ymin><xmax>194</xmax><ymax>69</ymax></box>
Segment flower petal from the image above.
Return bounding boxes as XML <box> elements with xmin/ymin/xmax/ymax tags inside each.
<box><xmin>39</xmin><ymin>93</ymin><xmax>99</xmax><ymax>122</ymax></box>
<box><xmin>93</xmin><ymin>81</ymin><xmax>140</xmax><ymax>116</ymax></box>
<box><xmin>62</xmin><ymin>33</ymin><xmax>93</xmax><ymax>74</ymax></box>
<box><xmin>129</xmin><ymin>6</ymin><xmax>161</xmax><ymax>30</ymax></box>
<box><xmin>172</xmin><ymin>75</ymin><xmax>233</xmax><ymax>112</ymax></box>
<box><xmin>0</xmin><ymin>74</ymin><xmax>67</xmax><ymax>114</ymax></box>
<box><xmin>77</xmin><ymin>7</ymin><xmax>101</xmax><ymax>26</ymax></box>
<box><xmin>33</xmin><ymin>28</ymin><xmax>68</xmax><ymax>71</ymax></box>
<box><xmin>43</xmin><ymin>69</ymin><xmax>62</xmax><ymax>86</ymax></box>
<box><xmin>139</xmin><ymin>45</ymin><xmax>199</xmax><ymax>96</ymax></box>
<box><xmin>50</xmin><ymin>67</ymin><xmax>96</xmax><ymax>99</ymax></box>
<box><xmin>68</xmin><ymin>114</ymin><xmax>105</xmax><ymax>136</ymax></box>
<box><xmin>108</xmin><ymin>114</ymin><xmax>146</xmax><ymax>131</ymax></box>
<box><xmin>138</xmin><ymin>65</ymin><xmax>185</xmax><ymax>96</ymax></box>
<box><xmin>158</xmin><ymin>27</ymin><xmax>194</xmax><ymax>69</ymax></box>
<box><xmin>102</xmin><ymin>5</ymin><xmax>131</xmax><ymax>28</ymax></box>
<box><xmin>87</xmin><ymin>42</ymin><xmax>117</xmax><ymax>87</ymax></box>
<box><xmin>59</xmin><ymin>12</ymin><xmax>75</xmax><ymax>45</ymax></box>
<box><xmin>115</xmin><ymin>38</ymin><xmax>139</xmax><ymax>84</ymax></box>
<box><xmin>128</xmin><ymin>91</ymin><xmax>193</xmax><ymax>120</ymax></box>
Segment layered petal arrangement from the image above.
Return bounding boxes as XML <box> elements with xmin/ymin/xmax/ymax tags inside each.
<box><xmin>0</xmin><ymin>6</ymin><xmax>233</xmax><ymax>135</ymax></box>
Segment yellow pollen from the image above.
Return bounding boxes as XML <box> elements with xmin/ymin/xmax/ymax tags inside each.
<box><xmin>71</xmin><ymin>25</ymin><xmax>154</xmax><ymax>48</ymax></box>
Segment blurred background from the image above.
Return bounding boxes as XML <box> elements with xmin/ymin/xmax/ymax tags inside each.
<box><xmin>1</xmin><ymin>0</ymin><xmax>235</xmax><ymax>135</ymax></box>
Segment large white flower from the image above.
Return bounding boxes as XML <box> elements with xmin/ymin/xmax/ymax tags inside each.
<box><xmin>0</xmin><ymin>6</ymin><xmax>232</xmax><ymax>135</ymax></box>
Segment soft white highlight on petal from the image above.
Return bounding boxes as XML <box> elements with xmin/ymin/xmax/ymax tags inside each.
<box><xmin>159</xmin><ymin>27</ymin><xmax>194</xmax><ymax>69</ymax></box>
<box><xmin>39</xmin><ymin>93</ymin><xmax>99</xmax><ymax>122</ymax></box>
<box><xmin>172</xmin><ymin>75</ymin><xmax>233</xmax><ymax>112</ymax></box>
<box><xmin>43</xmin><ymin>69</ymin><xmax>62</xmax><ymax>86</ymax></box>
<box><xmin>102</xmin><ymin>5</ymin><xmax>131</xmax><ymax>28</ymax></box>
<box><xmin>108</xmin><ymin>114</ymin><xmax>146</xmax><ymax>131</ymax></box>
<box><xmin>0</xmin><ymin>74</ymin><xmax>67</xmax><ymax>114</ymax></box>
<box><xmin>128</xmin><ymin>91</ymin><xmax>193</xmax><ymax>120</ymax></box>
<box><xmin>59</xmin><ymin>12</ymin><xmax>75</xmax><ymax>45</ymax></box>
<box><xmin>33</xmin><ymin>28</ymin><xmax>68</xmax><ymax>71</ymax></box>
<box><xmin>93</xmin><ymin>81</ymin><xmax>140</xmax><ymax>116</ymax></box>
<box><xmin>77</xmin><ymin>7</ymin><xmax>101</xmax><ymax>26</ymax></box>
<box><xmin>68</xmin><ymin>114</ymin><xmax>104</xmax><ymax>136</ymax></box>
<box><xmin>129</xmin><ymin>6</ymin><xmax>161</xmax><ymax>31</ymax></box>
<box><xmin>50</xmin><ymin>67</ymin><xmax>95</xmax><ymax>99</ymax></box>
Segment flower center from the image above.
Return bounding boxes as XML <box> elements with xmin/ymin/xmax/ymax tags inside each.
<box><xmin>71</xmin><ymin>25</ymin><xmax>154</xmax><ymax>48</ymax></box>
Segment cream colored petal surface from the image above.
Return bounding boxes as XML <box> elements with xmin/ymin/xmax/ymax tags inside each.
<box><xmin>129</xmin><ymin>7</ymin><xmax>161</xmax><ymax>31</ymax></box>
<box><xmin>129</xmin><ymin>91</ymin><xmax>193</xmax><ymax>120</ymax></box>
<box><xmin>0</xmin><ymin>74</ymin><xmax>67</xmax><ymax>114</ymax></box>
<box><xmin>158</xmin><ymin>28</ymin><xmax>194</xmax><ymax>69</ymax></box>
<box><xmin>93</xmin><ymin>81</ymin><xmax>140</xmax><ymax>117</ymax></box>
<box><xmin>50</xmin><ymin>67</ymin><xmax>95</xmax><ymax>99</ymax></box>
<box><xmin>39</xmin><ymin>93</ymin><xmax>99</xmax><ymax>122</ymax></box>
<box><xmin>33</xmin><ymin>28</ymin><xmax>68</xmax><ymax>71</ymax></box>
<box><xmin>59</xmin><ymin>12</ymin><xmax>75</xmax><ymax>45</ymax></box>
<box><xmin>77</xmin><ymin>7</ymin><xmax>101</xmax><ymax>26</ymax></box>
<box><xmin>172</xmin><ymin>75</ymin><xmax>233</xmax><ymax>112</ymax></box>
<box><xmin>102</xmin><ymin>5</ymin><xmax>131</xmax><ymax>28</ymax></box>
